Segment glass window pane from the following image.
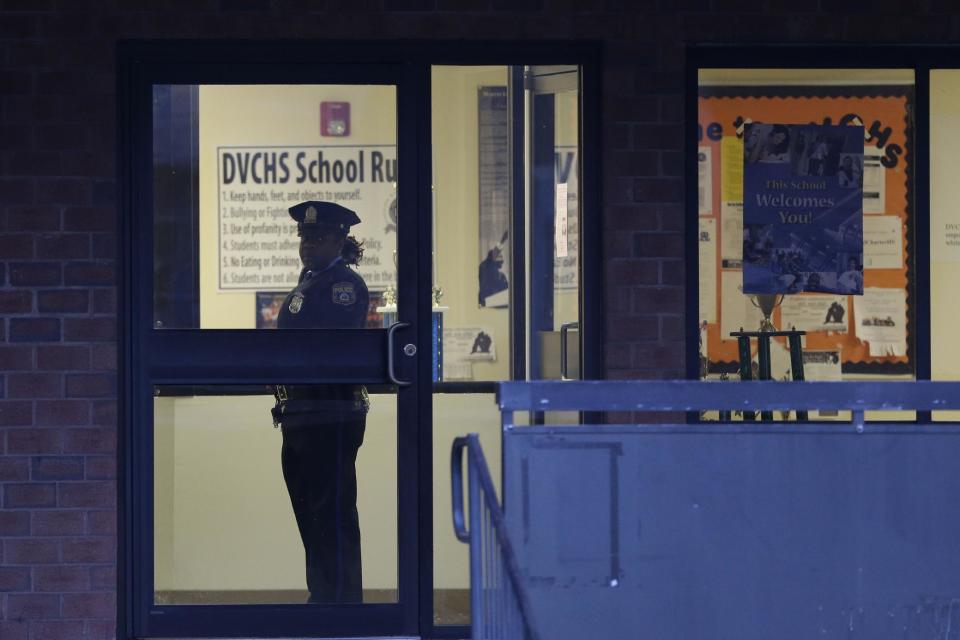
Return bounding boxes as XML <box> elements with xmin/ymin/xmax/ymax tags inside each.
<box><xmin>152</xmin><ymin>84</ymin><xmax>397</xmax><ymax>329</ymax></box>
<box><xmin>931</xmin><ymin>69</ymin><xmax>960</xmax><ymax>421</ymax></box>
<box><xmin>696</xmin><ymin>69</ymin><xmax>915</xmax><ymax>420</ymax></box>
<box><xmin>430</xmin><ymin>66</ymin><xmax>513</xmax><ymax>382</ymax></box>
<box><xmin>431</xmin><ymin>392</ymin><xmax>501</xmax><ymax>625</ymax></box>
<box><xmin>153</xmin><ymin>384</ymin><xmax>398</xmax><ymax>604</ymax></box>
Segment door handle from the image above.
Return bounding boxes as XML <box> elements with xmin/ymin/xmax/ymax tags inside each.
<box><xmin>560</xmin><ymin>321</ymin><xmax>579</xmax><ymax>380</ymax></box>
<box><xmin>387</xmin><ymin>322</ymin><xmax>412</xmax><ymax>386</ymax></box>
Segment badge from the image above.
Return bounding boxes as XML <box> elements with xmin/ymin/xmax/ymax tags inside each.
<box><xmin>332</xmin><ymin>282</ymin><xmax>356</xmax><ymax>305</ymax></box>
<box><xmin>304</xmin><ymin>206</ymin><xmax>317</xmax><ymax>225</ymax></box>
<box><xmin>288</xmin><ymin>293</ymin><xmax>304</xmax><ymax>314</ymax></box>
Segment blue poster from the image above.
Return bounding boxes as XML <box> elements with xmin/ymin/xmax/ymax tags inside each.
<box><xmin>742</xmin><ymin>123</ymin><xmax>864</xmax><ymax>295</ymax></box>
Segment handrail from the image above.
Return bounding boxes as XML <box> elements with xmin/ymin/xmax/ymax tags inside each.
<box><xmin>498</xmin><ymin>380</ymin><xmax>960</xmax><ymax>412</ymax></box>
<box><xmin>452</xmin><ymin>434</ymin><xmax>540</xmax><ymax>640</ymax></box>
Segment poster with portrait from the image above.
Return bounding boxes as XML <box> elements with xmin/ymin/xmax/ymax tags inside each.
<box><xmin>742</xmin><ymin>123</ymin><xmax>864</xmax><ymax>295</ymax></box>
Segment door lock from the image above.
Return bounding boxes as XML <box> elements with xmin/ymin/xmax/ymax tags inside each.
<box><xmin>403</xmin><ymin>343</ymin><xmax>417</xmax><ymax>357</ymax></box>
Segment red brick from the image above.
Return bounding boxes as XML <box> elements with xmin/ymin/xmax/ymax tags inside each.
<box><xmin>30</xmin><ymin>621</ymin><xmax>86</xmax><ymax>640</ymax></box>
<box><xmin>91</xmin><ymin>401</ymin><xmax>115</xmax><ymax>426</ymax></box>
<box><xmin>58</xmin><ymin>481</ymin><xmax>114</xmax><ymax>508</ymax></box>
<box><xmin>4</xmin><ymin>151</ymin><xmax>62</xmax><ymax>176</ymax></box>
<box><xmin>7</xmin><ymin>373</ymin><xmax>62</xmax><ymax>399</ymax></box>
<box><xmin>60</xmin><ymin>150</ymin><xmax>113</xmax><ymax>179</ymax></box>
<box><xmin>35</xmin><ymin>400</ymin><xmax>89</xmax><ymax>426</ymax></box>
<box><xmin>31</xmin><ymin>510</ymin><xmax>85</xmax><ymax>536</ymax></box>
<box><xmin>0</xmin><ymin>234</ymin><xmax>34</xmax><ymax>259</ymax></box>
<box><xmin>37</xmin><ymin>346</ymin><xmax>90</xmax><ymax>371</ymax></box>
<box><xmin>608</xmin><ymin>205</ymin><xmax>660</xmax><ymax>232</ymax></box>
<box><xmin>85</xmin><ymin>456</ymin><xmax>115</xmax><ymax>480</ymax></box>
<box><xmin>33</xmin><ymin>566</ymin><xmax>90</xmax><ymax>592</ymax></box>
<box><xmin>91</xmin><ymin>180</ymin><xmax>114</xmax><ymax>206</ymax></box>
<box><xmin>9</xmin><ymin>262</ymin><xmax>61</xmax><ymax>287</ymax></box>
<box><xmin>35</xmin><ymin>178</ymin><xmax>91</xmax><ymax>205</ymax></box>
<box><xmin>63</xmin><ymin>318</ymin><xmax>115</xmax><ymax>341</ymax></box>
<box><xmin>605</xmin><ymin>314</ymin><xmax>659</xmax><ymax>342</ymax></box>
<box><xmin>3</xmin><ymin>538</ymin><xmax>60</xmax><ymax>564</ymax></box>
<box><xmin>63</xmin><ymin>428</ymin><xmax>114</xmax><ymax>454</ymax></box>
<box><xmin>0</xmin><ymin>622</ymin><xmax>28</xmax><ymax>640</ymax></box>
<box><xmin>0</xmin><ymin>178</ymin><xmax>35</xmax><ymax>205</ymax></box>
<box><xmin>0</xmin><ymin>14</ymin><xmax>39</xmax><ymax>37</ymax></box>
<box><xmin>38</xmin><ymin>289</ymin><xmax>89</xmax><ymax>313</ymax></box>
<box><xmin>0</xmin><ymin>511</ymin><xmax>30</xmax><ymax>535</ymax></box>
<box><xmin>35</xmin><ymin>124</ymin><xmax>89</xmax><ymax>151</ymax></box>
<box><xmin>0</xmin><ymin>401</ymin><xmax>34</xmax><ymax>426</ymax></box>
<box><xmin>9</xmin><ymin>318</ymin><xmax>61</xmax><ymax>343</ymax></box>
<box><xmin>5</xmin><ymin>206</ymin><xmax>61</xmax><ymax>231</ymax></box>
<box><xmin>86</xmin><ymin>510</ymin><xmax>115</xmax><ymax>536</ymax></box>
<box><xmin>632</xmin><ymin>177</ymin><xmax>682</xmax><ymax>203</ymax></box>
<box><xmin>62</xmin><ymin>591</ymin><xmax>115</xmax><ymax>618</ymax></box>
<box><xmin>0</xmin><ymin>566</ymin><xmax>31</xmax><ymax>592</ymax></box>
<box><xmin>91</xmin><ymin>288</ymin><xmax>116</xmax><ymax>313</ymax></box>
<box><xmin>90</xmin><ymin>234</ymin><xmax>116</xmax><ymax>259</ymax></box>
<box><xmin>632</xmin><ymin>287</ymin><xmax>684</xmax><ymax>314</ymax></box>
<box><xmin>90</xmin><ymin>344</ymin><xmax>115</xmax><ymax>371</ymax></box>
<box><xmin>32</xmin><ymin>456</ymin><xmax>84</xmax><ymax>480</ymax></box>
<box><xmin>3</xmin><ymin>96</ymin><xmax>60</xmax><ymax>123</ymax></box>
<box><xmin>35</xmin><ymin>234</ymin><xmax>90</xmax><ymax>261</ymax></box>
<box><xmin>63</xmin><ymin>262</ymin><xmax>113</xmax><ymax>286</ymax></box>
<box><xmin>62</xmin><ymin>536</ymin><xmax>114</xmax><ymax>563</ymax></box>
<box><xmin>89</xmin><ymin>565</ymin><xmax>115</xmax><ymax>590</ymax></box>
<box><xmin>607</xmin><ymin>259</ymin><xmax>659</xmax><ymax>285</ymax></box>
<box><xmin>65</xmin><ymin>374</ymin><xmax>114</xmax><ymax>398</ymax></box>
<box><xmin>83</xmin><ymin>620</ymin><xmax>115</xmax><ymax>640</ymax></box>
<box><xmin>4</xmin><ymin>482</ymin><xmax>57</xmax><ymax>508</ymax></box>
<box><xmin>608</xmin><ymin>150</ymin><xmax>659</xmax><ymax>177</ymax></box>
<box><xmin>7</xmin><ymin>428</ymin><xmax>63</xmax><ymax>454</ymax></box>
<box><xmin>0</xmin><ymin>290</ymin><xmax>32</xmax><ymax>314</ymax></box>
<box><xmin>0</xmin><ymin>457</ymin><xmax>29</xmax><ymax>481</ymax></box>
<box><xmin>5</xmin><ymin>593</ymin><xmax>60</xmax><ymax>620</ymax></box>
<box><xmin>62</xmin><ymin>207</ymin><xmax>113</xmax><ymax>232</ymax></box>
<box><xmin>634</xmin><ymin>233</ymin><xmax>683</xmax><ymax>258</ymax></box>
<box><xmin>0</xmin><ymin>346</ymin><xmax>33</xmax><ymax>369</ymax></box>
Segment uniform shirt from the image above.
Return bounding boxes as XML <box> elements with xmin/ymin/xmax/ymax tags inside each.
<box><xmin>276</xmin><ymin>258</ymin><xmax>370</xmax><ymax>422</ymax></box>
<box><xmin>277</xmin><ymin>258</ymin><xmax>369</xmax><ymax>330</ymax></box>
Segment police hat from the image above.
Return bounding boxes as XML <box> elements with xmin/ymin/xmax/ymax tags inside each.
<box><xmin>288</xmin><ymin>201</ymin><xmax>361</xmax><ymax>236</ymax></box>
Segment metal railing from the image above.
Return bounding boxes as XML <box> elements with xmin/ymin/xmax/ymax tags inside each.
<box><xmin>451</xmin><ymin>434</ymin><xmax>540</xmax><ymax>640</ymax></box>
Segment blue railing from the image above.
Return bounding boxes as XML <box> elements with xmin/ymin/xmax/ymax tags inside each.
<box><xmin>451</xmin><ymin>434</ymin><xmax>540</xmax><ymax>640</ymax></box>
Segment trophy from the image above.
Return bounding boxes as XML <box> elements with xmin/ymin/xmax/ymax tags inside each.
<box><xmin>750</xmin><ymin>293</ymin><xmax>784</xmax><ymax>333</ymax></box>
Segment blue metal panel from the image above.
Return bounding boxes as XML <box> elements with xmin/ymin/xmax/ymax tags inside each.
<box><xmin>504</xmin><ymin>425</ymin><xmax>960</xmax><ymax>639</ymax></box>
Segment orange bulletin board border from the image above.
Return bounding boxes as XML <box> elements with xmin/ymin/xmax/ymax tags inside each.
<box><xmin>698</xmin><ymin>87</ymin><xmax>914</xmax><ymax>375</ymax></box>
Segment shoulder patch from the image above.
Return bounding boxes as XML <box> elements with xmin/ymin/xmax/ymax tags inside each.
<box><xmin>332</xmin><ymin>282</ymin><xmax>356</xmax><ymax>306</ymax></box>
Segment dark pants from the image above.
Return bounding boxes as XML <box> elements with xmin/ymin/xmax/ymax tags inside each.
<box><xmin>280</xmin><ymin>412</ymin><xmax>366</xmax><ymax>603</ymax></box>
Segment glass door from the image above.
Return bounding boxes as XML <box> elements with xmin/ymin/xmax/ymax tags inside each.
<box><xmin>124</xmin><ymin>53</ymin><xmax>425</xmax><ymax>638</ymax></box>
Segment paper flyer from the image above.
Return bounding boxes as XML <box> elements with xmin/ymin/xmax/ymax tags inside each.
<box><xmin>780</xmin><ymin>294</ymin><xmax>848</xmax><ymax>333</ymax></box>
<box><xmin>442</xmin><ymin>326</ymin><xmax>498</xmax><ymax>379</ymax></box>
<box><xmin>721</xmin><ymin>136</ymin><xmax>744</xmax><ymax>203</ymax></box>
<box><xmin>863</xmin><ymin>215</ymin><xmax>903</xmax><ymax>269</ymax></box>
<box><xmin>720</xmin><ymin>201</ymin><xmax>743</xmax><ymax>267</ymax></box>
<box><xmin>699</xmin><ymin>146</ymin><xmax>713</xmax><ymax>216</ymax></box>
<box><xmin>699</xmin><ymin>218</ymin><xmax>717</xmax><ymax>323</ymax></box>
<box><xmin>720</xmin><ymin>271</ymin><xmax>764</xmax><ymax>338</ymax></box>
<box><xmin>742</xmin><ymin>123</ymin><xmax>865</xmax><ymax>295</ymax></box>
<box><xmin>862</xmin><ymin>150</ymin><xmax>886</xmax><ymax>214</ymax></box>
<box><xmin>853</xmin><ymin>287</ymin><xmax>907</xmax><ymax>356</ymax></box>
<box><xmin>802</xmin><ymin>350</ymin><xmax>842</xmax><ymax>381</ymax></box>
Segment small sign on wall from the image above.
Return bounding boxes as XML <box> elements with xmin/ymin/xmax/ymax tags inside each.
<box><xmin>320</xmin><ymin>101</ymin><xmax>350</xmax><ymax>137</ymax></box>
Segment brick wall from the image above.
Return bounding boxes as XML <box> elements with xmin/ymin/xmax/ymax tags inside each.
<box><xmin>2</xmin><ymin>1</ymin><xmax>958</xmax><ymax>638</ymax></box>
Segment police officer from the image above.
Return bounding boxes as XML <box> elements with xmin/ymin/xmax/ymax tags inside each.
<box><xmin>273</xmin><ymin>201</ymin><xmax>370</xmax><ymax>603</ymax></box>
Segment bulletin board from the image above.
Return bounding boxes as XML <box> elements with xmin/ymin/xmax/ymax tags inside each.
<box><xmin>698</xmin><ymin>88</ymin><xmax>913</xmax><ymax>374</ymax></box>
